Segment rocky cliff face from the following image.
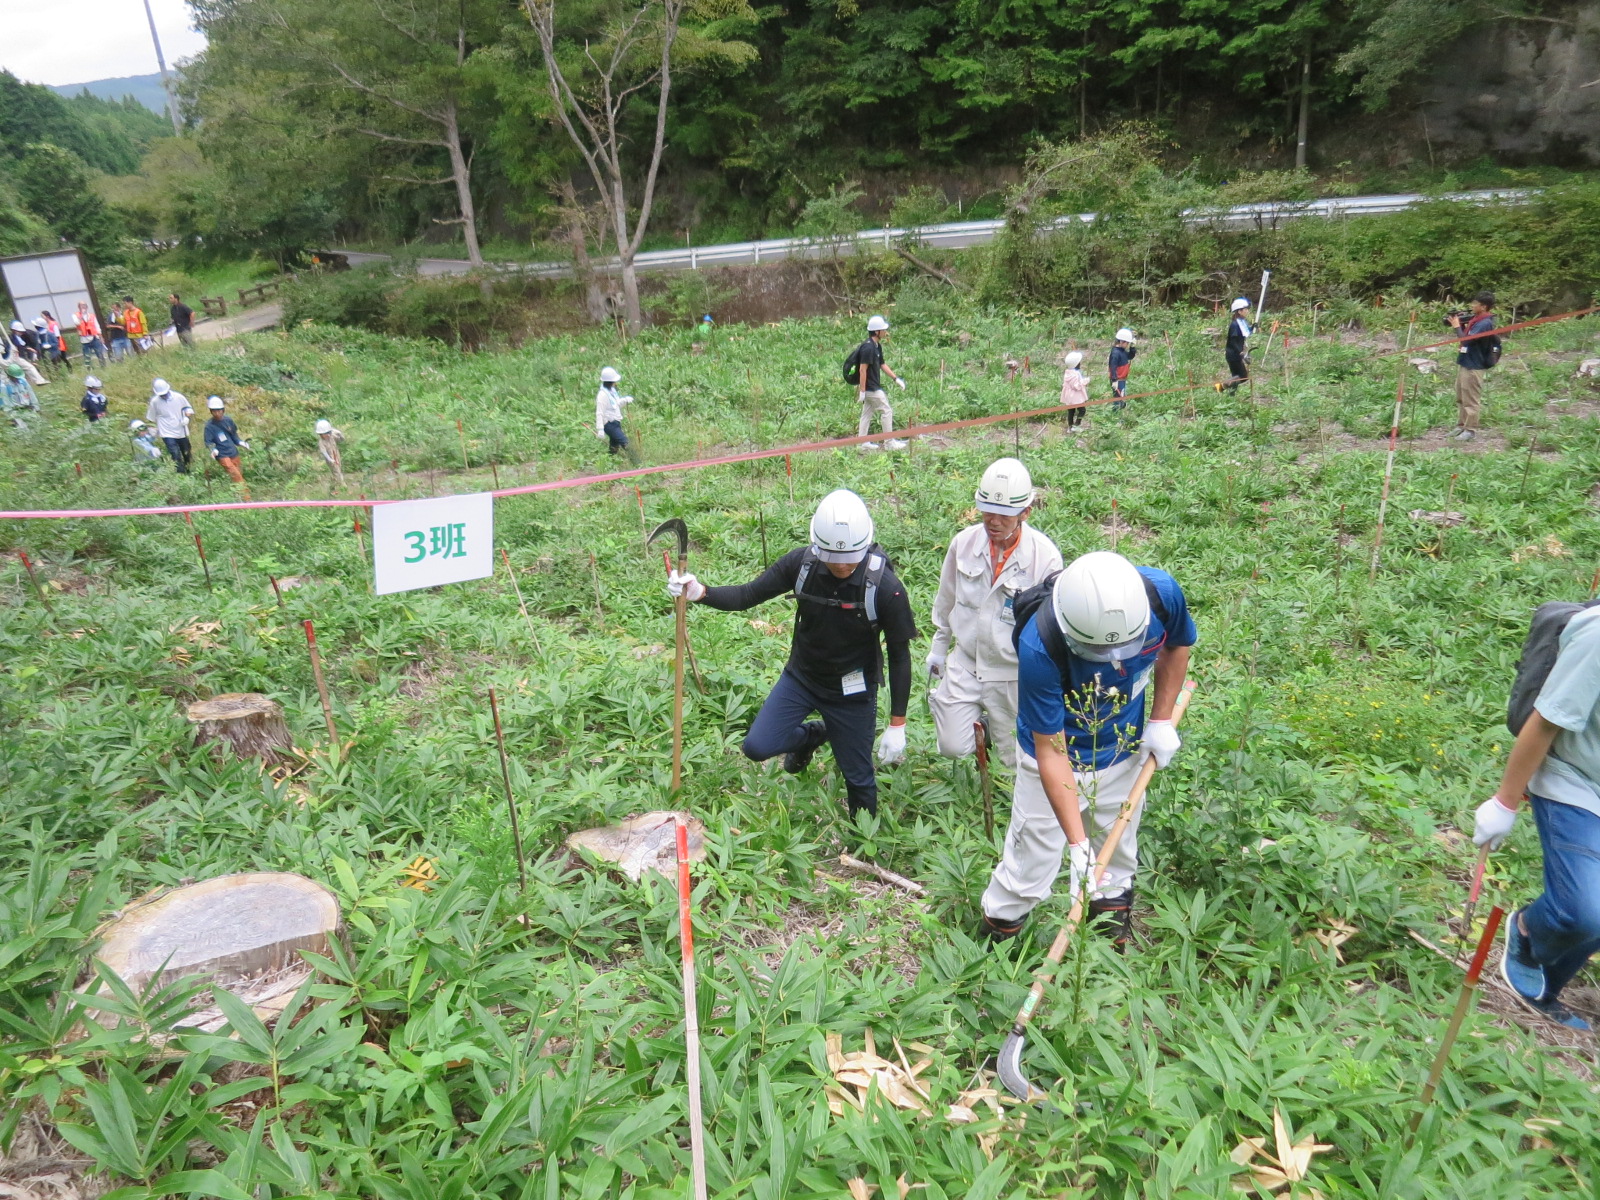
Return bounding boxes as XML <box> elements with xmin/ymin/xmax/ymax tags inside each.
<box><xmin>1420</xmin><ymin>7</ymin><xmax>1600</xmax><ymax>165</ymax></box>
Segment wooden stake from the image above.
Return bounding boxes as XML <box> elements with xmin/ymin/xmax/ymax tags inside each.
<box><xmin>184</xmin><ymin>512</ymin><xmax>213</xmax><ymax>591</ymax></box>
<box><xmin>636</xmin><ymin>484</ymin><xmax>648</xmax><ymax>550</ymax></box>
<box><xmin>353</xmin><ymin>501</ymin><xmax>368</xmax><ymax>565</ymax></box>
<box><xmin>1163</xmin><ymin>330</ymin><xmax>1175</xmax><ymax>371</ymax></box>
<box><xmin>302</xmin><ymin>619</ymin><xmax>338</xmax><ymax>744</ymax></box>
<box><xmin>500</xmin><ymin>548</ymin><xmax>543</xmax><ymax>655</ymax></box>
<box><xmin>1110</xmin><ymin>498</ymin><xmax>1120</xmax><ymax>550</ymax></box>
<box><xmin>1410</xmin><ymin>905</ymin><xmax>1505</xmax><ymax>1134</ymax></box>
<box><xmin>1446</xmin><ymin>471</ymin><xmax>1458</xmax><ymax>508</ymax></box>
<box><xmin>838</xmin><ymin>854</ymin><xmax>927</xmax><ymax>896</ymax></box>
<box><xmin>758</xmin><ymin>506</ymin><xmax>769</xmax><ymax>565</ymax></box>
<box><xmin>488</xmin><ymin>686</ymin><xmax>528</xmax><ymax>892</ymax></box>
<box><xmin>589</xmin><ymin>551</ymin><xmax>604</xmax><ymax>626</ymax></box>
<box><xmin>491</xmin><ymin>460</ymin><xmax>501</xmax><ymax>489</ymax></box>
<box><xmin>1369</xmin><ymin>367</ymin><xmax>1407</xmax><ymax>582</ymax></box>
<box><xmin>675</xmin><ymin>815</ymin><xmax>709</xmax><ymax>1200</ymax></box>
<box><xmin>17</xmin><ymin>550</ymin><xmax>54</xmax><ymax>617</ymax></box>
<box><xmin>269</xmin><ymin>574</ymin><xmax>285</xmax><ymax>609</ymax></box>
<box><xmin>1404</xmin><ymin>310</ymin><xmax>1417</xmax><ymax>352</ymax></box>
<box><xmin>1590</xmin><ymin>565</ymin><xmax>1600</xmax><ymax>599</ymax></box>
<box><xmin>456</xmin><ymin>419</ymin><xmax>470</xmax><ymax>470</ymax></box>
<box><xmin>785</xmin><ymin>454</ymin><xmax>793</xmax><ymax>503</ymax></box>
<box><xmin>1517</xmin><ymin>434</ymin><xmax>1538</xmax><ymax>502</ymax></box>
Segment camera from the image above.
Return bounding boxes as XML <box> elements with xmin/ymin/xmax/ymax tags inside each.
<box><xmin>1443</xmin><ymin>310</ymin><xmax>1470</xmax><ymax>325</ymax></box>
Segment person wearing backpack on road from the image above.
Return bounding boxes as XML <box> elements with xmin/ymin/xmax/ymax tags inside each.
<box><xmin>927</xmin><ymin>458</ymin><xmax>1063</xmax><ymax>770</ymax></box>
<box><xmin>1473</xmin><ymin>598</ymin><xmax>1600</xmax><ymax>1031</ymax></box>
<box><xmin>846</xmin><ymin>315</ymin><xmax>906</xmax><ymax>451</ymax></box>
<box><xmin>666</xmin><ymin>489</ymin><xmax>918</xmax><ymax>821</ymax></box>
<box><xmin>1449</xmin><ymin>291</ymin><xmax>1498</xmax><ymax>441</ymax></box>
<box><xmin>980</xmin><ymin>550</ymin><xmax>1196</xmax><ymax>949</ymax></box>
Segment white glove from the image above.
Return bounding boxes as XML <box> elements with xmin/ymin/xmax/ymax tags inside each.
<box><xmin>925</xmin><ymin>651</ymin><xmax>945</xmax><ymax>679</ymax></box>
<box><xmin>895</xmin><ymin>377</ymin><xmax>906</xmax><ymax>390</ymax></box>
<box><xmin>620</xmin><ymin>395</ymin><xmax>634</xmax><ymax>406</ymax></box>
<box><xmin>666</xmin><ymin>570</ymin><xmax>705</xmax><ymax>602</ymax></box>
<box><xmin>239</xmin><ymin>441</ymin><xmax>251</xmax><ymax>450</ymax></box>
<box><xmin>858</xmin><ymin>390</ymin><xmax>867</xmax><ymax>403</ymax></box>
<box><xmin>1068</xmin><ymin>840</ymin><xmax>1093</xmax><ymax>899</ymax></box>
<box><xmin>1140</xmin><ymin>719</ymin><xmax>1181</xmax><ymax>769</ymax></box>
<box><xmin>1473</xmin><ymin>796</ymin><xmax>1517</xmax><ymax>850</ymax></box>
<box><xmin>876</xmin><ymin>724</ymin><xmax>907</xmax><ymax>764</ymax></box>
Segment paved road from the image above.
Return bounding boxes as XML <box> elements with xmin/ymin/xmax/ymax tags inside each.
<box><xmin>193</xmin><ymin>303</ymin><xmax>283</xmax><ymax>342</ymax></box>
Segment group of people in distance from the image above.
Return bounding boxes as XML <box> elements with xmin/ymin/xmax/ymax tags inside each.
<box><xmin>666</xmin><ymin>459</ymin><xmax>1196</xmax><ymax>950</ymax></box>
<box><xmin>2</xmin><ymin>294</ymin><xmax>196</xmax><ymax>385</ymax></box>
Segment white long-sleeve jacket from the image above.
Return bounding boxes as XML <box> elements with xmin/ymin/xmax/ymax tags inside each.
<box><xmin>929</xmin><ymin>522</ymin><xmax>1064</xmax><ymax>682</ymax></box>
<box><xmin>595</xmin><ymin>385</ymin><xmax>632</xmax><ymax>437</ymax></box>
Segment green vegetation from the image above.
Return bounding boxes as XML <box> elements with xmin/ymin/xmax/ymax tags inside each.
<box><xmin>3</xmin><ymin>292</ymin><xmax>1598</xmax><ymax>1195</ymax></box>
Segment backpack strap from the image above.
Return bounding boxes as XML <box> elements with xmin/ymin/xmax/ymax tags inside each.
<box><xmin>794</xmin><ymin>545</ymin><xmax>888</xmax><ymax>631</ymax></box>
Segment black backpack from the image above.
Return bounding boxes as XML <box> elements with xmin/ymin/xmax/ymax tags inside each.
<box><xmin>793</xmin><ymin>543</ymin><xmax>890</xmax><ymax>631</ymax></box>
<box><xmin>842</xmin><ymin>344</ymin><xmax>863</xmax><ymax>386</ymax></box>
<box><xmin>1506</xmin><ymin>599</ymin><xmax>1600</xmax><ymax>733</ymax></box>
<box><xmin>1010</xmin><ymin>569</ymin><xmax>1170</xmax><ymax>691</ymax></box>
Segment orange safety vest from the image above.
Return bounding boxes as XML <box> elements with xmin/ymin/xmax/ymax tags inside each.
<box><xmin>124</xmin><ymin>306</ymin><xmax>146</xmax><ymax>336</ymax></box>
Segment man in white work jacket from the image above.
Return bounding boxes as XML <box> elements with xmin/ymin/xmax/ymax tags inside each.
<box><xmin>927</xmin><ymin>458</ymin><xmax>1064</xmax><ymax>768</ymax></box>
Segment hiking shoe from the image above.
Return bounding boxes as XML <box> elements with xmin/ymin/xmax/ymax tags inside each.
<box><xmin>1088</xmin><ymin>890</ymin><xmax>1134</xmax><ymax>953</ymax></box>
<box><xmin>884</xmin><ymin>438</ymin><xmax>908</xmax><ymax>450</ymax></box>
<box><xmin>981</xmin><ymin>912</ymin><xmax>1026</xmax><ymax>942</ymax></box>
<box><xmin>859</xmin><ymin>442</ymin><xmax>881</xmax><ymax>451</ymax></box>
<box><xmin>1500</xmin><ymin>908</ymin><xmax>1546</xmax><ymax>1003</ymax></box>
<box><xmin>1515</xmin><ymin>995</ymin><xmax>1593</xmax><ymax>1032</ymax></box>
<box><xmin>783</xmin><ymin>721</ymin><xmax>827</xmax><ymax>775</ymax></box>
<box><xmin>1454</xmin><ymin>428</ymin><xmax>1476</xmax><ymax>441</ymax></box>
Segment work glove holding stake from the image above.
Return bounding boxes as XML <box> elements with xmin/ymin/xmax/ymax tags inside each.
<box><xmin>666</xmin><ymin>570</ymin><xmax>705</xmax><ymax>602</ymax></box>
<box><xmin>1139</xmin><ymin>719</ymin><xmax>1180</xmax><ymax>768</ymax></box>
<box><xmin>876</xmin><ymin>724</ymin><xmax>906</xmax><ymax>764</ymax></box>
<box><xmin>1472</xmin><ymin>795</ymin><xmax>1517</xmax><ymax>850</ymax></box>
<box><xmin>1068</xmin><ymin>840</ymin><xmax>1092</xmax><ymax>900</ymax></box>
<box><xmin>925</xmin><ymin>651</ymin><xmax>945</xmax><ymax>679</ymax></box>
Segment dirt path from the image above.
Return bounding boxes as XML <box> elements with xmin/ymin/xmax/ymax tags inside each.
<box><xmin>192</xmin><ymin>303</ymin><xmax>282</xmax><ymax>343</ymax></box>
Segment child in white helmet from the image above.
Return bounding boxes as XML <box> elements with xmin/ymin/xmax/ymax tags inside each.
<box><xmin>1225</xmin><ymin>298</ymin><xmax>1252</xmax><ymax>391</ymax></box>
<box><xmin>129</xmin><ymin>419</ymin><xmax>163</xmax><ymax>463</ymax></box>
<box><xmin>927</xmin><ymin>458</ymin><xmax>1064</xmax><ymax>769</ymax></box>
<box><xmin>594</xmin><ymin>367</ymin><xmax>637</xmax><ymax>463</ymax></box>
<box><xmin>1060</xmin><ymin>350</ymin><xmax>1088</xmax><ymax>429</ymax></box>
<box><xmin>81</xmin><ymin>376</ymin><xmax>108</xmax><ymax>422</ymax></box>
<box><xmin>1108</xmin><ymin>328</ymin><xmax>1136</xmax><ymax>411</ymax></box>
<box><xmin>316</xmin><ymin>418</ymin><xmax>347</xmax><ymax>486</ymax></box>
<box><xmin>848</xmin><ymin>316</ymin><xmax>907</xmax><ymax>451</ymax></box>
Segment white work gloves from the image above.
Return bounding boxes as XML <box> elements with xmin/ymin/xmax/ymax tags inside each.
<box><xmin>1068</xmin><ymin>840</ymin><xmax>1093</xmax><ymax>899</ymax></box>
<box><xmin>1473</xmin><ymin>796</ymin><xmax>1518</xmax><ymax>850</ymax></box>
<box><xmin>857</xmin><ymin>390</ymin><xmax>867</xmax><ymax>403</ymax></box>
<box><xmin>1140</xmin><ymin>719</ymin><xmax>1181</xmax><ymax>769</ymax></box>
<box><xmin>666</xmin><ymin>570</ymin><xmax>705</xmax><ymax>602</ymax></box>
<box><xmin>895</xmin><ymin>377</ymin><xmax>906</xmax><ymax>390</ymax></box>
<box><xmin>925</xmin><ymin>651</ymin><xmax>945</xmax><ymax>679</ymax></box>
<box><xmin>876</xmin><ymin>724</ymin><xmax>907</xmax><ymax>764</ymax></box>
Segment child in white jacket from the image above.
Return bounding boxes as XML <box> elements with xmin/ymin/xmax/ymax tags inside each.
<box><xmin>1060</xmin><ymin>350</ymin><xmax>1089</xmax><ymax>429</ymax></box>
<box><xmin>594</xmin><ymin>366</ymin><xmax>636</xmax><ymax>461</ymax></box>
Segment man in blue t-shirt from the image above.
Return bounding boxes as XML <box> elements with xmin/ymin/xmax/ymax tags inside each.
<box><xmin>980</xmin><ymin>550</ymin><xmax>1197</xmax><ymax>947</ymax></box>
<box><xmin>1448</xmin><ymin>291</ymin><xmax>1497</xmax><ymax>441</ymax></box>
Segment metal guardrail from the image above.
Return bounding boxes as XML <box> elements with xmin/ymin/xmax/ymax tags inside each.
<box><xmin>336</xmin><ymin>188</ymin><xmax>1537</xmax><ymax>281</ymax></box>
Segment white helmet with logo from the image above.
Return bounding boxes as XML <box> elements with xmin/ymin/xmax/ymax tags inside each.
<box><xmin>315</xmin><ymin>419</ymin><xmax>333</xmax><ymax>434</ymax></box>
<box><xmin>207</xmin><ymin>396</ymin><xmax>225</xmax><ymax>409</ymax></box>
<box><xmin>975</xmin><ymin>457</ymin><xmax>1035</xmax><ymax>516</ymax></box>
<box><xmin>810</xmin><ymin>488</ymin><xmax>874</xmax><ymax>563</ymax></box>
<box><xmin>1052</xmin><ymin>551</ymin><xmax>1150</xmax><ymax>663</ymax></box>
<box><xmin>84</xmin><ymin>375</ymin><xmax>102</xmax><ymax>388</ymax></box>
<box><xmin>152</xmin><ymin>378</ymin><xmax>170</xmax><ymax>395</ymax></box>
<box><xmin>866</xmin><ymin>315</ymin><xmax>889</xmax><ymax>332</ymax></box>
<box><xmin>1231</xmin><ymin>297</ymin><xmax>1251</xmax><ymax>312</ymax></box>
<box><xmin>1114</xmin><ymin>328</ymin><xmax>1136</xmax><ymax>343</ymax></box>
<box><xmin>600</xmin><ymin>366</ymin><xmax>621</xmax><ymax>383</ymax></box>
<box><xmin>129</xmin><ymin>419</ymin><xmax>147</xmax><ymax>431</ymax></box>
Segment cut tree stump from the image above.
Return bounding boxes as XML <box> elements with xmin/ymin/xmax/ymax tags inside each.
<box><xmin>187</xmin><ymin>693</ymin><xmax>293</xmax><ymax>762</ymax></box>
<box><xmin>567</xmin><ymin>811</ymin><xmax>706</xmax><ymax>882</ymax></box>
<box><xmin>87</xmin><ymin>871</ymin><xmax>341</xmax><ymax>1031</ymax></box>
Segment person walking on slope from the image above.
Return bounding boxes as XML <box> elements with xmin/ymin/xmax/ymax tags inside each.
<box><xmin>1449</xmin><ymin>291</ymin><xmax>1498</xmax><ymax>442</ymax></box>
<box><xmin>122</xmin><ymin>296</ymin><xmax>149</xmax><ymax>353</ymax></box>
<box><xmin>203</xmin><ymin>396</ymin><xmax>250</xmax><ymax>496</ymax></box>
<box><xmin>1223</xmin><ymin>298</ymin><xmax>1252</xmax><ymax>391</ymax></box>
<box><xmin>37</xmin><ymin>315</ymin><xmax>72</xmax><ymax>376</ymax></box>
<box><xmin>104</xmin><ymin>303</ymin><xmax>131</xmax><ymax>361</ymax></box>
<box><xmin>75</xmin><ymin>303</ymin><xmax>106</xmax><ymax>366</ymax></box>
<box><xmin>5</xmin><ymin>322</ymin><xmax>47</xmax><ymax>385</ymax></box>
<box><xmin>849</xmin><ymin>315</ymin><xmax>907</xmax><ymax>451</ymax></box>
<box><xmin>594</xmin><ymin>367</ymin><xmax>638</xmax><ymax>463</ymax></box>
<box><xmin>928</xmin><ymin>458</ymin><xmax>1064</xmax><ymax>769</ymax></box>
<box><xmin>980</xmin><ymin>550</ymin><xmax>1196</xmax><ymax>948</ymax></box>
<box><xmin>129</xmin><ymin>419</ymin><xmax>164</xmax><ymax>464</ymax></box>
<box><xmin>1108</xmin><ymin>329</ymin><xmax>1136</xmax><ymax>411</ymax></box>
<box><xmin>1473</xmin><ymin>601</ymin><xmax>1600</xmax><ymax>1031</ymax></box>
<box><xmin>169</xmin><ymin>293</ymin><xmax>196</xmax><ymax>348</ymax></box>
<box><xmin>1060</xmin><ymin>351</ymin><xmax>1089</xmax><ymax>430</ymax></box>
<box><xmin>667</xmin><ymin>489</ymin><xmax>918</xmax><ymax>820</ymax></box>
<box><xmin>2</xmin><ymin>362</ymin><xmax>38</xmax><ymax>413</ymax></box>
<box><xmin>145</xmin><ymin>378</ymin><xmax>194</xmax><ymax>473</ymax></box>
<box><xmin>81</xmin><ymin>375</ymin><xmax>108</xmax><ymax>422</ymax></box>
<box><xmin>316</xmin><ymin>418</ymin><xmax>347</xmax><ymax>487</ymax></box>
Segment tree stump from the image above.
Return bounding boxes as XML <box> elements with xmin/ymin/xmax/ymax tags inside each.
<box><xmin>567</xmin><ymin>811</ymin><xmax>706</xmax><ymax>882</ymax></box>
<box><xmin>187</xmin><ymin>693</ymin><xmax>293</xmax><ymax>763</ymax></box>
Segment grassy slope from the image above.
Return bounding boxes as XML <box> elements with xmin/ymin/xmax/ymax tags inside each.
<box><xmin>3</xmin><ymin>299</ymin><xmax>1599</xmax><ymax>1197</ymax></box>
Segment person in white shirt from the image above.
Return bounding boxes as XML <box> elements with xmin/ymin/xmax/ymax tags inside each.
<box><xmin>1060</xmin><ymin>350</ymin><xmax>1088</xmax><ymax>430</ymax></box>
<box><xmin>594</xmin><ymin>366</ymin><xmax>637</xmax><ymax>464</ymax></box>
<box><xmin>144</xmin><ymin>378</ymin><xmax>195</xmax><ymax>473</ymax></box>
<box><xmin>926</xmin><ymin>458</ymin><xmax>1065</xmax><ymax>768</ymax></box>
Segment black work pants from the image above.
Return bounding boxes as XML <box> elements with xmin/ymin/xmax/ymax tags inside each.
<box><xmin>162</xmin><ymin>436</ymin><xmax>192</xmax><ymax>473</ymax></box>
<box><xmin>743</xmin><ymin>668</ymin><xmax>880</xmax><ymax>817</ymax></box>
<box><xmin>1226</xmin><ymin>348</ymin><xmax>1249</xmax><ymax>389</ymax></box>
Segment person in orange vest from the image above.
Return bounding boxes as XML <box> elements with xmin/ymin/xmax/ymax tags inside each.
<box><xmin>122</xmin><ymin>296</ymin><xmax>149</xmax><ymax>353</ymax></box>
<box><xmin>75</xmin><ymin>303</ymin><xmax>106</xmax><ymax>365</ymax></box>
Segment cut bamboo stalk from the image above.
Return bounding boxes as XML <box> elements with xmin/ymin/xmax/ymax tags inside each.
<box><xmin>1410</xmin><ymin>905</ymin><xmax>1505</xmax><ymax>1134</ymax></box>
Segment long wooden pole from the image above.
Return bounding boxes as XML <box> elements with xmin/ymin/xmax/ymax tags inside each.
<box><xmin>499</xmin><ymin>548</ymin><xmax>543</xmax><ymax>654</ymax></box>
<box><xmin>674</xmin><ymin>815</ymin><xmax>708</xmax><ymax>1200</ymax></box>
<box><xmin>184</xmin><ymin>512</ymin><xmax>213</xmax><ymax>591</ymax></box>
<box><xmin>1369</xmin><ymin>365</ymin><xmax>1407</xmax><ymax>581</ymax></box>
<box><xmin>303</xmin><ymin>620</ymin><xmax>338</xmax><ymax>744</ymax></box>
<box><xmin>488</xmin><ymin>686</ymin><xmax>528</xmax><ymax>892</ymax></box>
<box><xmin>18</xmin><ymin>550</ymin><xmax>54</xmax><ymax>617</ymax></box>
<box><xmin>1411</xmin><ymin>905</ymin><xmax>1505</xmax><ymax>1134</ymax></box>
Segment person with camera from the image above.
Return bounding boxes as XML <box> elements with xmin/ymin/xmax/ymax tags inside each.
<box><xmin>1448</xmin><ymin>291</ymin><xmax>1499</xmax><ymax>442</ymax></box>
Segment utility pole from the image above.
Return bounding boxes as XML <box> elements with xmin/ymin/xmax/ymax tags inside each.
<box><xmin>1295</xmin><ymin>51</ymin><xmax>1311</xmax><ymax>170</ymax></box>
<box><xmin>141</xmin><ymin>0</ymin><xmax>183</xmax><ymax>135</ymax></box>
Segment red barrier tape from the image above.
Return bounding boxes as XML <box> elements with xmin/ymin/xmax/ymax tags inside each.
<box><xmin>2</xmin><ymin>305</ymin><xmax>1591</xmax><ymax>521</ymax></box>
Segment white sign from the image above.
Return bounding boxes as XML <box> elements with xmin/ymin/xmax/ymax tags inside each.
<box><xmin>1</xmin><ymin>249</ymin><xmax>97</xmax><ymax>330</ymax></box>
<box><xmin>371</xmin><ymin>493</ymin><xmax>494</xmax><ymax>595</ymax></box>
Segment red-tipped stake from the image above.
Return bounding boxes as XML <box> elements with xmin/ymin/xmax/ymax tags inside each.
<box><xmin>269</xmin><ymin>574</ymin><xmax>285</xmax><ymax>610</ymax></box>
<box><xmin>1369</xmin><ymin>364</ymin><xmax>1406</xmax><ymax>581</ymax></box>
<box><xmin>675</xmin><ymin>814</ymin><xmax>709</xmax><ymax>1200</ymax></box>
<box><xmin>488</xmin><ymin>686</ymin><xmax>528</xmax><ymax>892</ymax></box>
<box><xmin>499</xmin><ymin>548</ymin><xmax>543</xmax><ymax>655</ymax></box>
<box><xmin>303</xmin><ymin>620</ymin><xmax>338</xmax><ymax>745</ymax></box>
<box><xmin>184</xmin><ymin>512</ymin><xmax>213</xmax><ymax>591</ymax></box>
<box><xmin>353</xmin><ymin>500</ymin><xmax>368</xmax><ymax>565</ymax></box>
<box><xmin>1456</xmin><ymin>844</ymin><xmax>1490</xmax><ymax>961</ymax></box>
<box><xmin>18</xmin><ymin>551</ymin><xmax>54</xmax><ymax>617</ymax></box>
<box><xmin>1411</xmin><ymin>905</ymin><xmax>1506</xmax><ymax>1134</ymax></box>
<box><xmin>456</xmin><ymin>418</ymin><xmax>470</xmax><ymax>470</ymax></box>
<box><xmin>785</xmin><ymin>453</ymin><xmax>793</xmax><ymax>503</ymax></box>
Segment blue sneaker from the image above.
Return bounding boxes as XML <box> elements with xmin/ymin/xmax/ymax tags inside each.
<box><xmin>1523</xmin><ymin>997</ymin><xmax>1593</xmax><ymax>1032</ymax></box>
<box><xmin>1499</xmin><ymin>909</ymin><xmax>1546</xmax><ymax>1003</ymax></box>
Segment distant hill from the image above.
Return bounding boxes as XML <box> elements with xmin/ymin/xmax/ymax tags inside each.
<box><xmin>50</xmin><ymin>74</ymin><xmax>171</xmax><ymax>117</ymax></box>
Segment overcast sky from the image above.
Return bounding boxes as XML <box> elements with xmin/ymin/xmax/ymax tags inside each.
<box><xmin>1</xmin><ymin>0</ymin><xmax>206</xmax><ymax>88</ymax></box>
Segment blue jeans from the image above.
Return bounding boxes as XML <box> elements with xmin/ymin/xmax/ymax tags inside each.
<box><xmin>603</xmin><ymin>419</ymin><xmax>628</xmax><ymax>453</ymax></box>
<box><xmin>162</xmin><ymin>435</ymin><xmax>192</xmax><ymax>473</ymax></box>
<box><xmin>742</xmin><ymin>668</ymin><xmax>879</xmax><ymax>816</ymax></box>
<box><xmin>1522</xmin><ymin>795</ymin><xmax>1600</xmax><ymax>999</ymax></box>
<box><xmin>80</xmin><ymin>337</ymin><xmax>106</xmax><ymax>364</ymax></box>
<box><xmin>110</xmin><ymin>336</ymin><xmax>131</xmax><ymax>361</ymax></box>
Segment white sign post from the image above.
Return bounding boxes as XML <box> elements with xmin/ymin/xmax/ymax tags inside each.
<box><xmin>371</xmin><ymin>494</ymin><xmax>494</xmax><ymax>595</ymax></box>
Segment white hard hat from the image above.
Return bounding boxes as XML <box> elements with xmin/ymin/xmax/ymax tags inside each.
<box><xmin>1052</xmin><ymin>551</ymin><xmax>1150</xmax><ymax>663</ymax></box>
<box><xmin>31</xmin><ymin>318</ymin><xmax>45</xmax><ymax>328</ymax></box>
<box><xmin>129</xmin><ymin>419</ymin><xmax>147</xmax><ymax>431</ymax></box>
<box><xmin>207</xmin><ymin>396</ymin><xmax>225</xmax><ymax>409</ymax></box>
<box><xmin>152</xmin><ymin>378</ymin><xmax>170</xmax><ymax>395</ymax></box>
<box><xmin>866</xmin><ymin>315</ymin><xmax>889</xmax><ymax>332</ymax></box>
<box><xmin>315</xmin><ymin>419</ymin><xmax>333</xmax><ymax>434</ymax></box>
<box><xmin>600</xmin><ymin>366</ymin><xmax>621</xmax><ymax>383</ymax></box>
<box><xmin>9</xmin><ymin>321</ymin><xmax>21</xmax><ymax>331</ymax></box>
<box><xmin>1115</xmin><ymin>328</ymin><xmax>1136</xmax><ymax>343</ymax></box>
<box><xmin>975</xmin><ymin>457</ymin><xmax>1035</xmax><ymax>516</ymax></box>
<box><xmin>1231</xmin><ymin>298</ymin><xmax>1250</xmax><ymax>311</ymax></box>
<box><xmin>84</xmin><ymin>375</ymin><xmax>102</xmax><ymax>388</ymax></box>
<box><xmin>1063</xmin><ymin>350</ymin><xmax>1084</xmax><ymax>368</ymax></box>
<box><xmin>810</xmin><ymin>488</ymin><xmax>875</xmax><ymax>563</ymax></box>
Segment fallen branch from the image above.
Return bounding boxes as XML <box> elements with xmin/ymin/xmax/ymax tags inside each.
<box><xmin>838</xmin><ymin>854</ymin><xmax>926</xmax><ymax>896</ymax></box>
<box><xmin>893</xmin><ymin>247</ymin><xmax>969</xmax><ymax>292</ymax></box>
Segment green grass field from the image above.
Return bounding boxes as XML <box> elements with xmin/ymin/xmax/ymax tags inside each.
<box><xmin>3</xmin><ymin>297</ymin><xmax>1599</xmax><ymax>1198</ymax></box>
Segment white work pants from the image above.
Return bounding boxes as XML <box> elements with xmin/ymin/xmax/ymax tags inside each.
<box><xmin>858</xmin><ymin>390</ymin><xmax>893</xmax><ymax>436</ymax></box>
<box><xmin>928</xmin><ymin>659</ymin><xmax>1019</xmax><ymax>768</ymax></box>
<box><xmin>981</xmin><ymin>751</ymin><xmax>1142</xmax><ymax>922</ymax></box>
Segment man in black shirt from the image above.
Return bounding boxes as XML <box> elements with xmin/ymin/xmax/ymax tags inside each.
<box><xmin>668</xmin><ymin>489</ymin><xmax>917</xmax><ymax>818</ymax></box>
<box><xmin>851</xmin><ymin>315</ymin><xmax>906</xmax><ymax>451</ymax></box>
<box><xmin>1223</xmin><ymin>298</ymin><xmax>1251</xmax><ymax>392</ymax></box>
<box><xmin>169</xmin><ymin>293</ymin><xmax>195</xmax><ymax>348</ymax></box>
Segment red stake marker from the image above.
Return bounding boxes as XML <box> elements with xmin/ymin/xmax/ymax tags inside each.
<box><xmin>1411</xmin><ymin>905</ymin><xmax>1506</xmax><ymax>1134</ymax></box>
<box><xmin>18</xmin><ymin>550</ymin><xmax>54</xmax><ymax>616</ymax></box>
<box><xmin>303</xmin><ymin>620</ymin><xmax>338</xmax><ymax>744</ymax></box>
<box><xmin>184</xmin><ymin>512</ymin><xmax>213</xmax><ymax>591</ymax></box>
<box><xmin>675</xmin><ymin>814</ymin><xmax>709</xmax><ymax>1200</ymax></box>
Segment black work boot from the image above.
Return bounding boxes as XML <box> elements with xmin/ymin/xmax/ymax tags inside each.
<box><xmin>783</xmin><ymin>721</ymin><xmax>828</xmax><ymax>775</ymax></box>
<box><xmin>980</xmin><ymin>912</ymin><xmax>1026</xmax><ymax>943</ymax></box>
<box><xmin>1087</xmin><ymin>889</ymin><xmax>1134</xmax><ymax>953</ymax></box>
